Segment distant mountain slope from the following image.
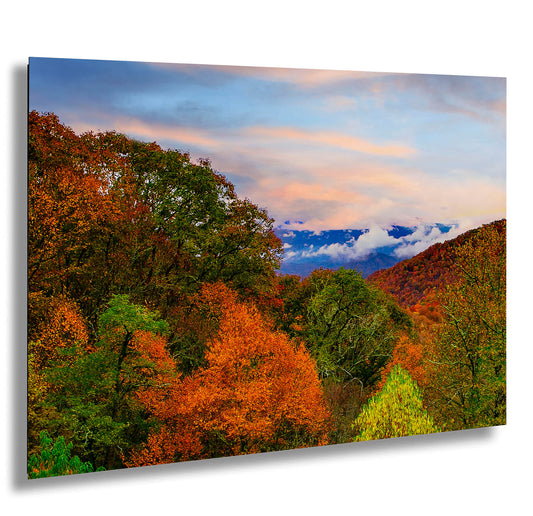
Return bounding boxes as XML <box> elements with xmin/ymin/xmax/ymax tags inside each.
<box><xmin>344</xmin><ymin>253</ymin><xmax>401</xmax><ymax>278</ymax></box>
<box><xmin>279</xmin><ymin>252</ymin><xmax>400</xmax><ymax>278</ymax></box>
<box><xmin>367</xmin><ymin>219</ymin><xmax>506</xmax><ymax>308</ymax></box>
<box><xmin>274</xmin><ymin>225</ymin><xmax>423</xmax><ymax>278</ymax></box>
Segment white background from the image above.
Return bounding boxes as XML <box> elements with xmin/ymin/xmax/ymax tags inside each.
<box><xmin>2</xmin><ymin>1</ymin><xmax>531</xmax><ymax>514</ymax></box>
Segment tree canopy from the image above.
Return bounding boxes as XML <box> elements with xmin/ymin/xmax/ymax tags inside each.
<box><xmin>27</xmin><ymin>111</ymin><xmax>506</xmax><ymax>476</ymax></box>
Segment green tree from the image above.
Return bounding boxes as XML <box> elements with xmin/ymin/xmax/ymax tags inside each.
<box><xmin>427</xmin><ymin>221</ymin><xmax>506</xmax><ymax>429</ymax></box>
<box><xmin>300</xmin><ymin>268</ymin><xmax>410</xmax><ymax>443</ymax></box>
<box><xmin>121</xmin><ymin>143</ymin><xmax>283</xmax><ymax>302</ymax></box>
<box><xmin>273</xmin><ymin>273</ymin><xmax>318</xmax><ymax>338</ymax></box>
<box><xmin>305</xmin><ymin>268</ymin><xmax>410</xmax><ymax>387</ymax></box>
<box><xmin>28</xmin><ymin>431</ymin><xmax>104</xmax><ymax>478</ymax></box>
<box><xmin>354</xmin><ymin>365</ymin><xmax>439</xmax><ymax>441</ymax></box>
<box><xmin>28</xmin><ymin>112</ymin><xmax>283</xmax><ymax>328</ymax></box>
<box><xmin>43</xmin><ymin>295</ymin><xmax>171</xmax><ymax>470</ymax></box>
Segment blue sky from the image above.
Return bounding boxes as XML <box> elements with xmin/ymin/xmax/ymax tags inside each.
<box><xmin>29</xmin><ymin>57</ymin><xmax>506</xmax><ymax>242</ymax></box>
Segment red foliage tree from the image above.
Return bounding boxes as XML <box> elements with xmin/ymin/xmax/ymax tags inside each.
<box><xmin>28</xmin><ymin>113</ymin><xmax>119</xmax><ymax>293</ymax></box>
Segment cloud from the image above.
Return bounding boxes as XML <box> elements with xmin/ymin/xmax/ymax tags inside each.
<box><xmin>119</xmin><ymin>120</ymin><xmax>222</xmax><ymax>149</ymax></box>
<box><xmin>70</xmin><ymin>116</ymin><xmax>223</xmax><ymax>151</ymax></box>
<box><xmin>284</xmin><ymin>251</ymin><xmax>299</xmax><ymax>260</ymax></box>
<box><xmin>253</xmin><ymin>150</ymin><xmax>504</xmax><ymax>233</ymax></box>
<box><xmin>392</xmin><ymin>217</ymin><xmax>494</xmax><ymax>258</ymax></box>
<box><xmin>387</xmin><ymin>73</ymin><xmax>506</xmax><ymax>124</ymax></box>
<box><xmin>301</xmin><ymin>242</ymin><xmax>351</xmax><ymax>260</ymax></box>
<box><xmin>300</xmin><ymin>225</ymin><xmax>398</xmax><ymax>261</ymax></box>
<box><xmin>67</xmin><ymin>113</ymin><xmax>505</xmax><ymax>236</ymax></box>
<box><xmin>265</xmin><ymin>180</ymin><xmax>367</xmax><ymax>205</ymax></box>
<box><xmin>353</xmin><ymin>226</ymin><xmax>398</xmax><ymax>254</ymax></box>
<box><xmin>247</xmin><ymin>126</ymin><xmax>417</xmax><ymax>158</ymax></box>
<box><xmin>289</xmin><ymin>218</ymin><xmax>500</xmax><ymax>263</ymax></box>
<box><xmin>393</xmin><ymin>225</ymin><xmax>454</xmax><ymax>258</ymax></box>
<box><xmin>148</xmin><ymin>63</ymin><xmax>394</xmax><ymax>89</ymax></box>
<box><xmin>323</xmin><ymin>95</ymin><xmax>358</xmax><ymax>111</ymax></box>
<box><xmin>34</xmin><ymin>59</ymin><xmax>503</xmax><ymax>237</ymax></box>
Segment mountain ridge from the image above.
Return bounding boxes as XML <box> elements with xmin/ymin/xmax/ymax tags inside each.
<box><xmin>367</xmin><ymin>219</ymin><xmax>506</xmax><ymax>308</ymax></box>
<box><xmin>275</xmin><ymin>223</ymin><xmax>456</xmax><ymax>278</ymax></box>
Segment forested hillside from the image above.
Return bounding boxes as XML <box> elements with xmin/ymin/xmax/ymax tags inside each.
<box><xmin>27</xmin><ymin>112</ymin><xmax>506</xmax><ymax>477</ymax></box>
<box><xmin>368</xmin><ymin>219</ymin><xmax>506</xmax><ymax>308</ymax></box>
<box><xmin>368</xmin><ymin>219</ymin><xmax>506</xmax><ymax>430</ymax></box>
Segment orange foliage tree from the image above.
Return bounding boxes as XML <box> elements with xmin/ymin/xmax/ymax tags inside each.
<box><xmin>27</xmin><ymin>293</ymin><xmax>91</xmax><ymax>455</ymax></box>
<box><xmin>127</xmin><ymin>283</ymin><xmax>331</xmax><ymax>466</ymax></box>
<box><xmin>28</xmin><ymin>111</ymin><xmax>283</xmax><ymax>329</ymax></box>
<box><xmin>28</xmin><ymin>293</ymin><xmax>91</xmax><ymax>371</ymax></box>
<box><xmin>28</xmin><ymin>113</ymin><xmax>120</xmax><ymax>306</ymax></box>
<box><xmin>376</xmin><ymin>333</ymin><xmax>428</xmax><ymax>392</ymax></box>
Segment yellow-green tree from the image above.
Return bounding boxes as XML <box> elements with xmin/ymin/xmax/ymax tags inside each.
<box><xmin>354</xmin><ymin>365</ymin><xmax>439</xmax><ymax>441</ymax></box>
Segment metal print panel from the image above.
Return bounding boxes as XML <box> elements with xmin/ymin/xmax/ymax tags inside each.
<box><xmin>27</xmin><ymin>57</ymin><xmax>506</xmax><ymax>478</ymax></box>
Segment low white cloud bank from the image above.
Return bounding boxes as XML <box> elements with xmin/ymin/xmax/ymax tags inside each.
<box><xmin>298</xmin><ymin>225</ymin><xmax>399</xmax><ymax>261</ymax></box>
<box><xmin>392</xmin><ymin>219</ymin><xmax>482</xmax><ymax>258</ymax></box>
<box><xmin>285</xmin><ymin>219</ymin><xmax>489</xmax><ymax>263</ymax></box>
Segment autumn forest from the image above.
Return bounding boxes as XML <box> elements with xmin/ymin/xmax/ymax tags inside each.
<box><xmin>27</xmin><ymin>111</ymin><xmax>506</xmax><ymax>478</ymax></box>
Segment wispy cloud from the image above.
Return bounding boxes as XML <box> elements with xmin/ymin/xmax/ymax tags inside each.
<box><xmin>70</xmin><ymin>117</ymin><xmax>223</xmax><ymax>150</ymax></box>
<box><xmin>322</xmin><ymin>95</ymin><xmax>358</xmax><ymax>111</ymax></box>
<box><xmin>247</xmin><ymin>126</ymin><xmax>417</xmax><ymax>158</ymax></box>
<box><xmin>388</xmin><ymin>73</ymin><xmax>506</xmax><ymax>123</ymax></box>
<box><xmin>147</xmin><ymin>62</ymin><xmax>394</xmax><ymax>89</ymax></box>
<box><xmin>68</xmin><ymin>112</ymin><xmax>505</xmax><ymax>234</ymax></box>
<box><xmin>30</xmin><ymin>58</ymin><xmax>505</xmax><ymax>237</ymax></box>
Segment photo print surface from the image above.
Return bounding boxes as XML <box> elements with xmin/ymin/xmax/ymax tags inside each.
<box><xmin>27</xmin><ymin>57</ymin><xmax>506</xmax><ymax>478</ymax></box>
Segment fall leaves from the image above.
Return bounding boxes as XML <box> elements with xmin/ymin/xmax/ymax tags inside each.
<box><xmin>425</xmin><ymin>222</ymin><xmax>506</xmax><ymax>429</ymax></box>
<box><xmin>128</xmin><ymin>284</ymin><xmax>331</xmax><ymax>466</ymax></box>
<box><xmin>27</xmin><ymin>111</ymin><xmax>292</xmax><ymax>474</ymax></box>
<box><xmin>368</xmin><ymin>221</ymin><xmax>506</xmax><ymax>434</ymax></box>
<box><xmin>27</xmin><ymin>111</ymin><xmax>506</xmax><ymax>477</ymax></box>
<box><xmin>27</xmin><ymin>111</ymin><xmax>333</xmax><ymax>474</ymax></box>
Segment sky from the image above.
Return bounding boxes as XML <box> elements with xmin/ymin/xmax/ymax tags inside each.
<box><xmin>29</xmin><ymin>57</ymin><xmax>506</xmax><ymax>246</ymax></box>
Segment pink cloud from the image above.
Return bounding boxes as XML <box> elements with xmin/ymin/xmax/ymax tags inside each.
<box><xmin>112</xmin><ymin>120</ymin><xmax>221</xmax><ymax>149</ymax></box>
<box><xmin>247</xmin><ymin>126</ymin><xmax>417</xmax><ymax>158</ymax></box>
<box><xmin>67</xmin><ymin>114</ymin><xmax>504</xmax><ymax>235</ymax></box>
<box><xmin>69</xmin><ymin>116</ymin><xmax>222</xmax><ymax>150</ymax></box>
<box><xmin>267</xmin><ymin>181</ymin><xmax>364</xmax><ymax>203</ymax></box>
